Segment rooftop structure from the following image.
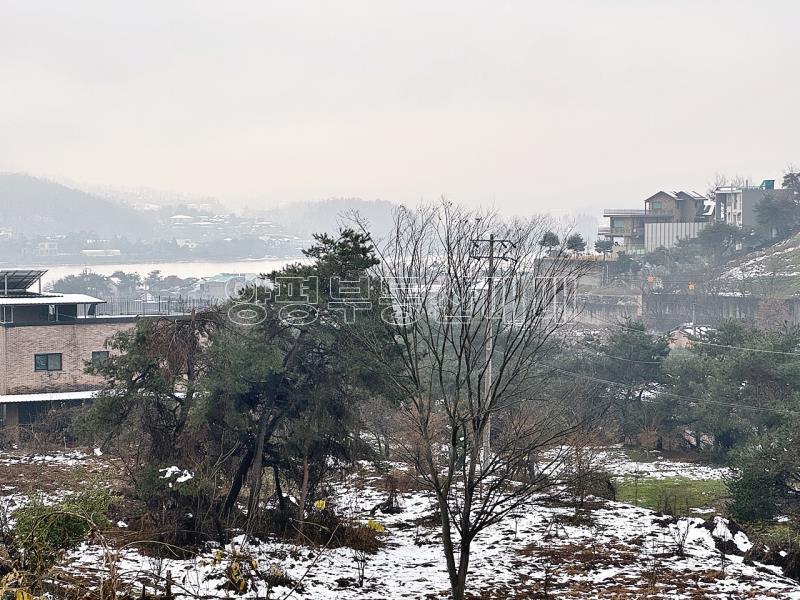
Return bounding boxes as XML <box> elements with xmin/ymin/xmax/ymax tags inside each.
<box><xmin>0</xmin><ymin>269</ymin><xmax>47</xmax><ymax>295</ymax></box>
<box><xmin>0</xmin><ymin>269</ymin><xmax>106</xmax><ymax>325</ymax></box>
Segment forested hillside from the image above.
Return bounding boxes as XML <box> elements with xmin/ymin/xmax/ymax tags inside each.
<box><xmin>0</xmin><ymin>173</ymin><xmax>155</xmax><ymax>238</ymax></box>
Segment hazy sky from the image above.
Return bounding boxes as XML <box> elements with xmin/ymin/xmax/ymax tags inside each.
<box><xmin>1</xmin><ymin>1</ymin><xmax>798</xmax><ymax>216</ymax></box>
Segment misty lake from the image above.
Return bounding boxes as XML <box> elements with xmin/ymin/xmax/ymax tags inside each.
<box><xmin>37</xmin><ymin>258</ymin><xmax>302</xmax><ymax>287</ymax></box>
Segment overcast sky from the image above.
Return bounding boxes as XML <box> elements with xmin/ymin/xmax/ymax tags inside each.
<box><xmin>1</xmin><ymin>1</ymin><xmax>798</xmax><ymax>216</ymax></box>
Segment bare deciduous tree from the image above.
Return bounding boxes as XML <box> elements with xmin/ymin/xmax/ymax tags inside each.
<box><xmin>351</xmin><ymin>201</ymin><xmax>594</xmax><ymax>599</ymax></box>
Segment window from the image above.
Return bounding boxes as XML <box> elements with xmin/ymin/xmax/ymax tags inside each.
<box><xmin>91</xmin><ymin>351</ymin><xmax>110</xmax><ymax>366</ymax></box>
<box><xmin>34</xmin><ymin>353</ymin><xmax>62</xmax><ymax>371</ymax></box>
<box><xmin>650</xmin><ymin>201</ymin><xmax>662</xmax><ymax>210</ymax></box>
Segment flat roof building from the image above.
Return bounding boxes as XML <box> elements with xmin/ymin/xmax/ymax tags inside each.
<box><xmin>0</xmin><ymin>269</ymin><xmax>136</xmax><ymax>430</ymax></box>
<box><xmin>714</xmin><ymin>180</ymin><xmax>796</xmax><ymax>228</ymax></box>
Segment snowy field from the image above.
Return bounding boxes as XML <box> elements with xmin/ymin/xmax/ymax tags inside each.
<box><xmin>548</xmin><ymin>445</ymin><xmax>733</xmax><ymax>481</ymax></box>
<box><xmin>1</xmin><ymin>449</ymin><xmax>798</xmax><ymax>599</ymax></box>
<box><xmin>721</xmin><ymin>236</ymin><xmax>800</xmax><ymax>282</ymax></box>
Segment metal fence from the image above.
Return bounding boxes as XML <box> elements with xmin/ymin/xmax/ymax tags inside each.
<box><xmin>91</xmin><ymin>296</ymin><xmax>219</xmax><ymax>317</ymax></box>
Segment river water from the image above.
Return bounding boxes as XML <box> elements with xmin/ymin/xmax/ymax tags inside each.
<box><xmin>36</xmin><ymin>258</ymin><xmax>301</xmax><ymax>286</ymax></box>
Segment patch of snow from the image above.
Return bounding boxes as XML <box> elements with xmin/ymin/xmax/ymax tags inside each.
<box><xmin>0</xmin><ymin>451</ymin><xmax>88</xmax><ymax>467</ymax></box>
<box><xmin>159</xmin><ymin>466</ymin><xmax>194</xmax><ymax>484</ymax></box>
<box><xmin>546</xmin><ymin>445</ymin><xmax>731</xmax><ymax>481</ymax></box>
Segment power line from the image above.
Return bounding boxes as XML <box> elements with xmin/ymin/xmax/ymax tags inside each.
<box><xmin>575</xmin><ymin>342</ymin><xmax>664</xmax><ymax>365</ymax></box>
<box><xmin>542</xmin><ymin>363</ymin><xmax>799</xmax><ymax>416</ymax></box>
<box><xmin>586</xmin><ymin>314</ymin><xmax>800</xmax><ymax>358</ymax></box>
<box><xmin>691</xmin><ymin>340</ymin><xmax>800</xmax><ymax>357</ymax></box>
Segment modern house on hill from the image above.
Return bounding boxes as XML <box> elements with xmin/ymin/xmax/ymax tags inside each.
<box><xmin>599</xmin><ymin>190</ymin><xmax>710</xmax><ymax>253</ymax></box>
<box><xmin>714</xmin><ymin>179</ymin><xmax>796</xmax><ymax>228</ymax></box>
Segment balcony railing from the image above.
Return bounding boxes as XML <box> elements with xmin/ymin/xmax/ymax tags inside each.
<box><xmin>598</xmin><ymin>226</ymin><xmax>628</xmax><ymax>236</ymax></box>
<box><xmin>603</xmin><ymin>209</ymin><xmax>647</xmax><ymax>217</ymax></box>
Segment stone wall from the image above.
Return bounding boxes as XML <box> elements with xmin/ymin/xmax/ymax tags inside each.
<box><xmin>643</xmin><ymin>293</ymin><xmax>800</xmax><ymax>331</ymax></box>
<box><xmin>577</xmin><ymin>293</ymin><xmax>642</xmax><ymax>326</ymax></box>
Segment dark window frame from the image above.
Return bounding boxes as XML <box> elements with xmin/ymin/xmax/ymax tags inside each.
<box><xmin>91</xmin><ymin>350</ymin><xmax>110</xmax><ymax>366</ymax></box>
<box><xmin>34</xmin><ymin>353</ymin><xmax>62</xmax><ymax>371</ymax></box>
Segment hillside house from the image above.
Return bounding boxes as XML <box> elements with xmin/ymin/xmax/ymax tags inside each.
<box><xmin>714</xmin><ymin>179</ymin><xmax>796</xmax><ymax>228</ymax></box>
<box><xmin>599</xmin><ymin>190</ymin><xmax>709</xmax><ymax>253</ymax></box>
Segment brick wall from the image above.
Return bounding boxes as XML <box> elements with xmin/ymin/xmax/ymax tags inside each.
<box><xmin>0</xmin><ymin>321</ymin><xmax>134</xmax><ymax>394</ymax></box>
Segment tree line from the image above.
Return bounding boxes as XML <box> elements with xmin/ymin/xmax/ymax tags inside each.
<box><xmin>64</xmin><ymin>202</ymin><xmax>593</xmax><ymax>600</ymax></box>
<box><xmin>565</xmin><ymin>318</ymin><xmax>800</xmax><ymax>522</ymax></box>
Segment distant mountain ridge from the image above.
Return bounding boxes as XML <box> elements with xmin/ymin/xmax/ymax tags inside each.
<box><xmin>0</xmin><ymin>173</ymin><xmax>155</xmax><ymax>238</ymax></box>
<box><xmin>253</xmin><ymin>197</ymin><xmax>398</xmax><ymax>239</ymax></box>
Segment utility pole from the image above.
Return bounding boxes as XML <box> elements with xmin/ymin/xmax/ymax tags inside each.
<box><xmin>471</xmin><ymin>232</ymin><xmax>516</xmax><ymax>469</ymax></box>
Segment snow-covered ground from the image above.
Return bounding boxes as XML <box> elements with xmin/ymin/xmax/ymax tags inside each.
<box><xmin>2</xmin><ymin>449</ymin><xmax>798</xmax><ymax>599</ymax></box>
<box><xmin>64</xmin><ymin>487</ymin><xmax>800</xmax><ymax>599</ymax></box>
<box><xmin>587</xmin><ymin>445</ymin><xmax>732</xmax><ymax>481</ymax></box>
<box><xmin>721</xmin><ymin>236</ymin><xmax>800</xmax><ymax>282</ymax></box>
<box><xmin>0</xmin><ymin>449</ymin><xmax>88</xmax><ymax>467</ymax></box>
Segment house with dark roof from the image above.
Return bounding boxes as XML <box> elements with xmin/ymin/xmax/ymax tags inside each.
<box><xmin>599</xmin><ymin>190</ymin><xmax>710</xmax><ymax>253</ymax></box>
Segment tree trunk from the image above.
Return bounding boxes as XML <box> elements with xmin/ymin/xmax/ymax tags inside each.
<box><xmin>383</xmin><ymin>438</ymin><xmax>390</xmax><ymax>459</ymax></box>
<box><xmin>221</xmin><ymin>444</ymin><xmax>255</xmax><ymax>517</ymax></box>
<box><xmin>437</xmin><ymin>494</ymin><xmax>462</xmax><ymax>600</ymax></box>
<box><xmin>451</xmin><ymin>440</ymin><xmax>478</xmax><ymax>600</ymax></box>
<box><xmin>297</xmin><ymin>454</ymin><xmax>310</xmax><ymax>533</ymax></box>
<box><xmin>245</xmin><ymin>406</ymin><xmax>271</xmax><ymax>532</ymax></box>
<box><xmin>222</xmin><ymin>408</ymin><xmax>282</xmax><ymax>517</ymax></box>
<box><xmin>273</xmin><ymin>464</ymin><xmax>287</xmax><ymax>512</ymax></box>
<box><xmin>454</xmin><ymin>537</ymin><xmax>472</xmax><ymax>600</ymax></box>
